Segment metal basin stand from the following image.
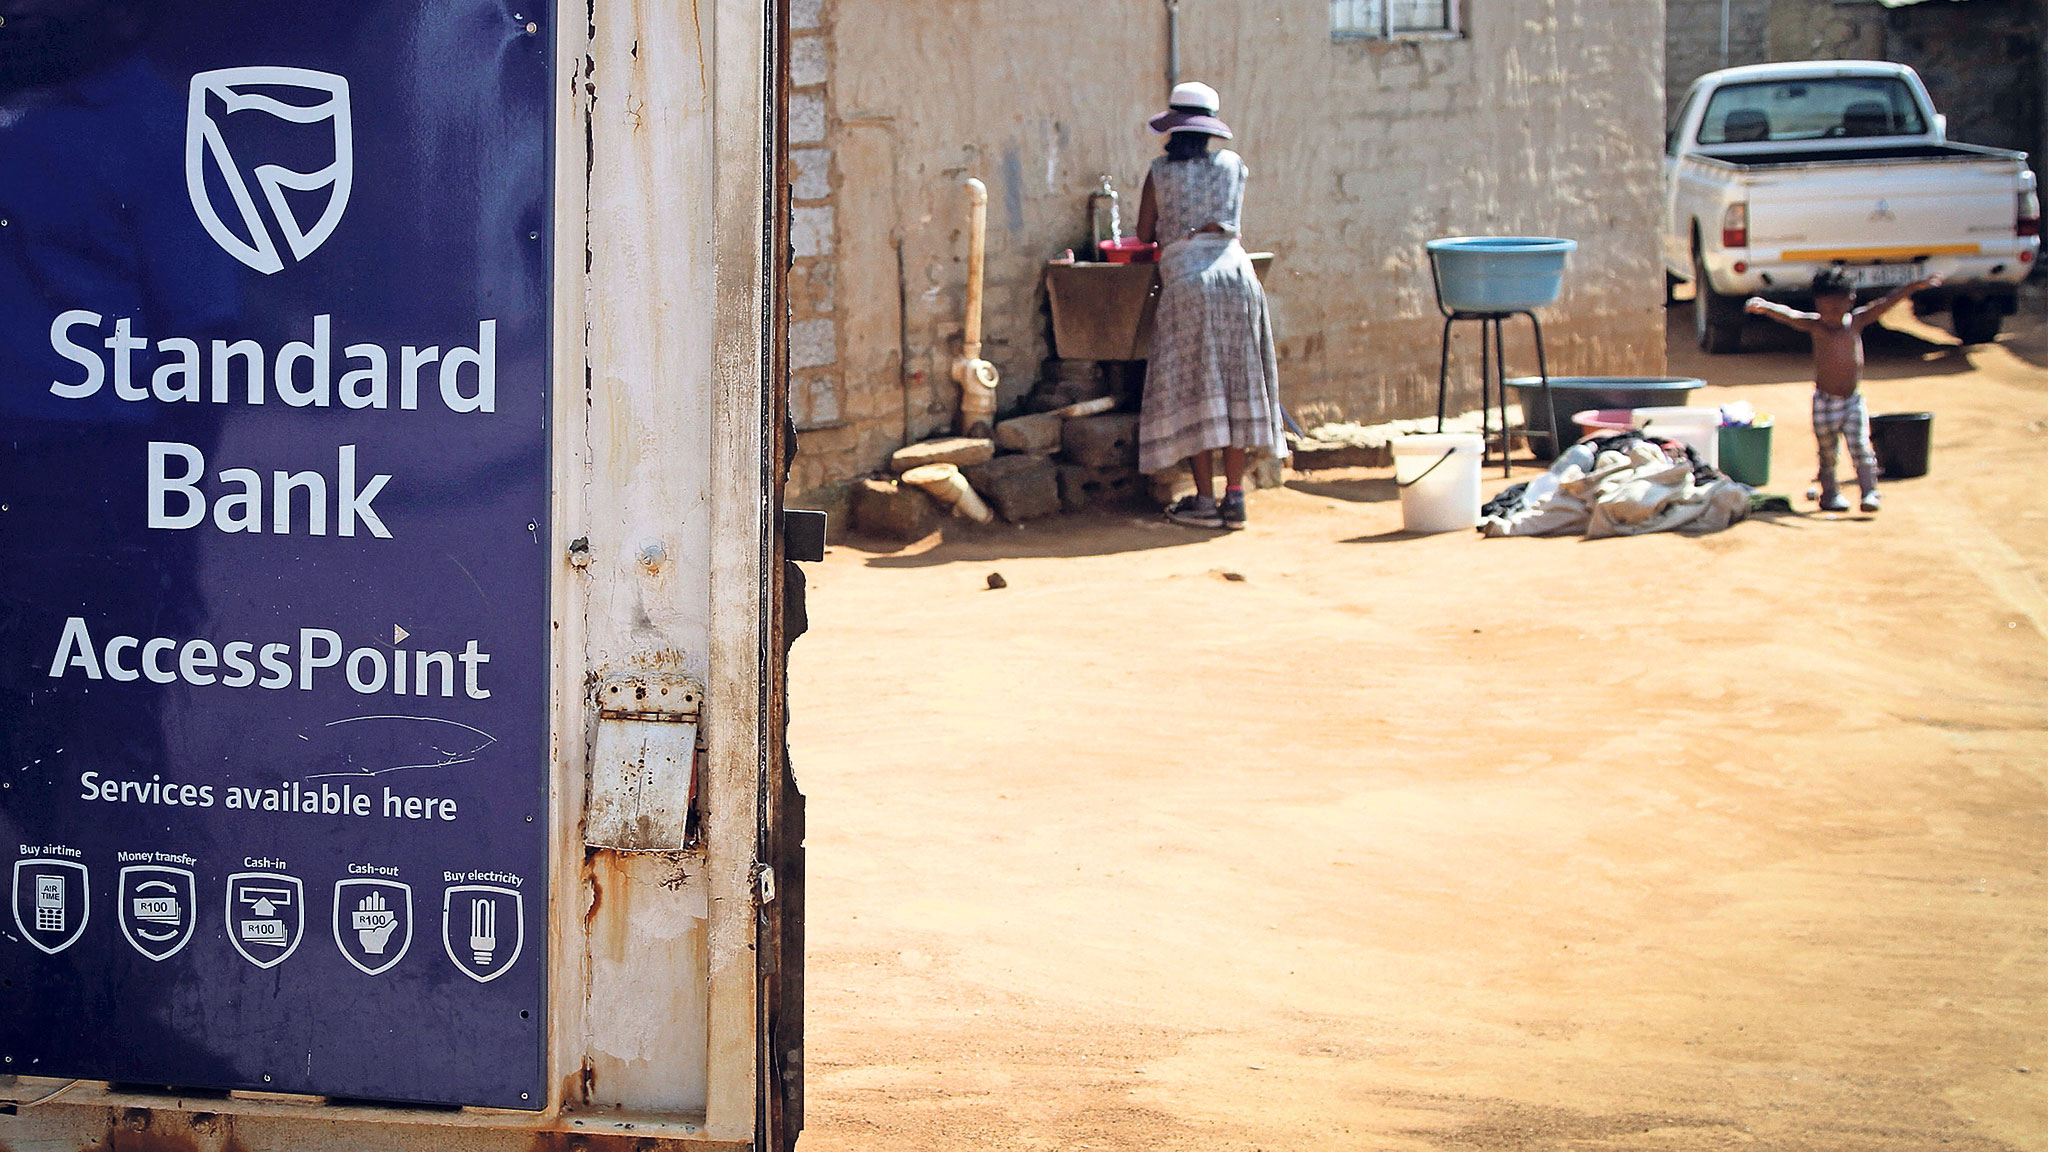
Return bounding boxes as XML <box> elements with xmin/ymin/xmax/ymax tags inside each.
<box><xmin>1426</xmin><ymin>237</ymin><xmax>1576</xmax><ymax>477</ymax></box>
<box><xmin>1430</xmin><ymin>260</ymin><xmax>1556</xmax><ymax>478</ymax></box>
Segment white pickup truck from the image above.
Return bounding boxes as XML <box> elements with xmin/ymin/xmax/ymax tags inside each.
<box><xmin>1665</xmin><ymin>60</ymin><xmax>2040</xmax><ymax>351</ymax></box>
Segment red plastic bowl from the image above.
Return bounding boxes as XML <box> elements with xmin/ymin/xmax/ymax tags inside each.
<box><xmin>1098</xmin><ymin>237</ymin><xmax>1158</xmax><ymax>264</ymax></box>
<box><xmin>1572</xmin><ymin>408</ymin><xmax>1634</xmax><ymax>436</ymax></box>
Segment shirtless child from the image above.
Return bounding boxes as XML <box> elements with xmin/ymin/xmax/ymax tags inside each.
<box><xmin>1745</xmin><ymin>269</ymin><xmax>1940</xmax><ymax>513</ymax></box>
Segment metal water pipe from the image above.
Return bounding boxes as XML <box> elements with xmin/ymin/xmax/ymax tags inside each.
<box><xmin>950</xmin><ymin>177</ymin><xmax>1000</xmax><ymax>437</ymax></box>
<box><xmin>1166</xmin><ymin>0</ymin><xmax>1181</xmax><ymax>89</ymax></box>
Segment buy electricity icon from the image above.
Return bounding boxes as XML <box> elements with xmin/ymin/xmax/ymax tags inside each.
<box><xmin>442</xmin><ymin>885</ymin><xmax>522</xmax><ymax>983</ymax></box>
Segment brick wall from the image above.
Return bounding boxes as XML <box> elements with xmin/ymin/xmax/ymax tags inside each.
<box><xmin>784</xmin><ymin>0</ymin><xmax>846</xmax><ymax>503</ymax></box>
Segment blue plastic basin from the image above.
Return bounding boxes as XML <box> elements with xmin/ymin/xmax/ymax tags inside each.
<box><xmin>1427</xmin><ymin>236</ymin><xmax>1578</xmax><ymax>313</ymax></box>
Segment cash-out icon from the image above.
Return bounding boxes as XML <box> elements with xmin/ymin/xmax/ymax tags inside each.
<box><xmin>332</xmin><ymin>878</ymin><xmax>412</xmax><ymax>975</ymax></box>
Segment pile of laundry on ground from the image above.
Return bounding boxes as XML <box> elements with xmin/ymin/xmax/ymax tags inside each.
<box><xmin>1478</xmin><ymin>431</ymin><xmax>1750</xmax><ymax>538</ymax></box>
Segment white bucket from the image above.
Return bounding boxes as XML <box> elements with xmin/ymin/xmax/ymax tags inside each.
<box><xmin>1633</xmin><ymin>407</ymin><xmax>1721</xmax><ymax>469</ymax></box>
<box><xmin>1391</xmin><ymin>432</ymin><xmax>1484</xmax><ymax>534</ymax></box>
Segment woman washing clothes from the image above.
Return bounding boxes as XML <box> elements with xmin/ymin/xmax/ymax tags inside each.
<box><xmin>1134</xmin><ymin>81</ymin><xmax>1285</xmax><ymax>530</ymax></box>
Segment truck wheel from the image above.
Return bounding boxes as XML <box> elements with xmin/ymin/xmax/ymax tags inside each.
<box><xmin>1950</xmin><ymin>297</ymin><xmax>2003</xmax><ymax>345</ymax></box>
<box><xmin>1693</xmin><ymin>254</ymin><xmax>1744</xmax><ymax>353</ymax></box>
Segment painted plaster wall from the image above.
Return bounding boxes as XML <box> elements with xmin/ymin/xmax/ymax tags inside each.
<box><xmin>1179</xmin><ymin>0</ymin><xmax>1669</xmax><ymax>427</ymax></box>
<box><xmin>793</xmin><ymin>0</ymin><xmax>1668</xmax><ymax>504</ymax></box>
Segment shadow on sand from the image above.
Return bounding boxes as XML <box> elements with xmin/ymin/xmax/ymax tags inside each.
<box><xmin>855</xmin><ymin>508</ymin><xmax>1219</xmax><ymax>567</ymax></box>
<box><xmin>1666</xmin><ymin>302</ymin><xmax>1976</xmax><ymax>383</ymax></box>
<box><xmin>1285</xmin><ymin>475</ymin><xmax>1399</xmax><ymax>504</ymax></box>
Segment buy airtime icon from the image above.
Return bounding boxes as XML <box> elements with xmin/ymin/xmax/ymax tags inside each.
<box><xmin>185</xmin><ymin>66</ymin><xmax>354</xmax><ymax>275</ymax></box>
<box><xmin>11</xmin><ymin>859</ymin><xmax>89</xmax><ymax>955</ymax></box>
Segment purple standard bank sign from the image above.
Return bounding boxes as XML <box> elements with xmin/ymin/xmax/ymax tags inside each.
<box><xmin>0</xmin><ymin>2</ymin><xmax>553</xmax><ymax>1108</ymax></box>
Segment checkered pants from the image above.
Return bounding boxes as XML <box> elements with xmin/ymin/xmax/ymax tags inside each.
<box><xmin>1812</xmin><ymin>390</ymin><xmax>1878</xmax><ymax>497</ymax></box>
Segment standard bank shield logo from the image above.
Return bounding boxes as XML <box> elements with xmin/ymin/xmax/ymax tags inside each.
<box><xmin>12</xmin><ymin>859</ymin><xmax>88</xmax><ymax>955</ymax></box>
<box><xmin>186</xmin><ymin>66</ymin><xmax>353</xmax><ymax>275</ymax></box>
<box><xmin>118</xmin><ymin>866</ymin><xmax>197</xmax><ymax>961</ymax></box>
<box><xmin>226</xmin><ymin>872</ymin><xmax>305</xmax><ymax>969</ymax></box>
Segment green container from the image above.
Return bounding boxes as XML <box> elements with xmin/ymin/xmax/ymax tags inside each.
<box><xmin>1717</xmin><ymin>422</ymin><xmax>1772</xmax><ymax>486</ymax></box>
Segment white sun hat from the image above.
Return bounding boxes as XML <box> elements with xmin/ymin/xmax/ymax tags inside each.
<box><xmin>1167</xmin><ymin>81</ymin><xmax>1221</xmax><ymax>113</ymax></box>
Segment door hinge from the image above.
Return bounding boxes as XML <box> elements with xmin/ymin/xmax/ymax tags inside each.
<box><xmin>586</xmin><ymin>671</ymin><xmax>703</xmax><ymax>851</ymax></box>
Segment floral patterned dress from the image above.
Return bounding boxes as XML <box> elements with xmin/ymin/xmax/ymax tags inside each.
<box><xmin>1138</xmin><ymin>149</ymin><xmax>1285</xmax><ymax>475</ymax></box>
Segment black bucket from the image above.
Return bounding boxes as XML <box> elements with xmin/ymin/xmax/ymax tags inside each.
<box><xmin>1869</xmin><ymin>412</ymin><xmax>1932</xmax><ymax>479</ymax></box>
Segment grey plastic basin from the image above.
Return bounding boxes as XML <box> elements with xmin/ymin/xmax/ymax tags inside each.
<box><xmin>1506</xmin><ymin>376</ymin><xmax>1703</xmax><ymax>460</ymax></box>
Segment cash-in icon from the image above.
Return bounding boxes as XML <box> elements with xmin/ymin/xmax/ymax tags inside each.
<box><xmin>11</xmin><ymin>859</ymin><xmax>88</xmax><ymax>955</ymax></box>
<box><xmin>332</xmin><ymin>879</ymin><xmax>411</xmax><ymax>975</ymax></box>
<box><xmin>442</xmin><ymin>885</ymin><xmax>523</xmax><ymax>983</ymax></box>
<box><xmin>118</xmin><ymin>865</ymin><xmax>197</xmax><ymax>961</ymax></box>
<box><xmin>226</xmin><ymin>872</ymin><xmax>304</xmax><ymax>968</ymax></box>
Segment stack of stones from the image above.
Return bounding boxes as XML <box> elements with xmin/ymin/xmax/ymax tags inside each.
<box><xmin>850</xmin><ymin>360</ymin><xmax>1147</xmax><ymax>540</ymax></box>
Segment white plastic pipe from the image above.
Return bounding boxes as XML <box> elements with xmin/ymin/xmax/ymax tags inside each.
<box><xmin>901</xmin><ymin>463</ymin><xmax>994</xmax><ymax>523</ymax></box>
<box><xmin>950</xmin><ymin>178</ymin><xmax>1000</xmax><ymax>437</ymax></box>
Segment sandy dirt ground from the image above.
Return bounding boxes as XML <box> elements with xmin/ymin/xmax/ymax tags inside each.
<box><xmin>786</xmin><ymin>297</ymin><xmax>2048</xmax><ymax>1151</ymax></box>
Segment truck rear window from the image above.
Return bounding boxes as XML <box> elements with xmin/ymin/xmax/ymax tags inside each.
<box><xmin>1696</xmin><ymin>77</ymin><xmax>1927</xmax><ymax>144</ymax></box>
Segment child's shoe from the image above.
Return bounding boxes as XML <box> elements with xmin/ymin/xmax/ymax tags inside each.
<box><xmin>1859</xmin><ymin>491</ymin><xmax>1881</xmax><ymax>514</ymax></box>
<box><xmin>1817</xmin><ymin>492</ymin><xmax>1850</xmax><ymax>513</ymax></box>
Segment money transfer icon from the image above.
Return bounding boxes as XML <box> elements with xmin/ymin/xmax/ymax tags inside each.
<box><xmin>226</xmin><ymin>872</ymin><xmax>305</xmax><ymax>969</ymax></box>
<box><xmin>185</xmin><ymin>66</ymin><xmax>354</xmax><ymax>275</ymax></box>
<box><xmin>332</xmin><ymin>879</ymin><xmax>412</xmax><ymax>975</ymax></box>
<box><xmin>442</xmin><ymin>884</ymin><xmax>523</xmax><ymax>983</ymax></box>
<box><xmin>11</xmin><ymin>859</ymin><xmax>89</xmax><ymax>955</ymax></box>
<box><xmin>118</xmin><ymin>866</ymin><xmax>197</xmax><ymax>961</ymax></box>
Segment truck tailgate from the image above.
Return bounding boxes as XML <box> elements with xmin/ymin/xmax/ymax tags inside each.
<box><xmin>1739</xmin><ymin>157</ymin><xmax>2016</xmax><ymax>261</ymax></box>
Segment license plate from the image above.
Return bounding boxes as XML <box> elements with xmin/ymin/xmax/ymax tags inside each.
<box><xmin>1843</xmin><ymin>264</ymin><xmax>1918</xmax><ymax>289</ymax></box>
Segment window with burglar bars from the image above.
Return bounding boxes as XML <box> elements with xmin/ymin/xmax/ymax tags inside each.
<box><xmin>1331</xmin><ymin>0</ymin><xmax>1460</xmax><ymax>39</ymax></box>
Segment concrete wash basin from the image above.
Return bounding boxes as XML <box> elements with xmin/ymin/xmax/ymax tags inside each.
<box><xmin>1045</xmin><ymin>253</ymin><xmax>1275</xmax><ymax>361</ymax></box>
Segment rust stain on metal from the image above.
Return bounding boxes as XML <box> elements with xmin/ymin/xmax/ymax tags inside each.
<box><xmin>567</xmin><ymin>1062</ymin><xmax>595</xmax><ymax>1108</ymax></box>
<box><xmin>584</xmin><ymin>854</ymin><xmax>606</xmax><ymax>930</ymax></box>
<box><xmin>77</xmin><ymin>1109</ymin><xmax>252</xmax><ymax>1152</ymax></box>
<box><xmin>589</xmin><ymin>850</ymin><xmax>634</xmax><ymax>957</ymax></box>
<box><xmin>688</xmin><ymin>0</ymin><xmax>707</xmax><ymax>93</ymax></box>
<box><xmin>657</xmin><ymin>858</ymin><xmax>690</xmax><ymax>891</ymax></box>
<box><xmin>520</xmin><ymin>1131</ymin><xmax>669</xmax><ymax>1152</ymax></box>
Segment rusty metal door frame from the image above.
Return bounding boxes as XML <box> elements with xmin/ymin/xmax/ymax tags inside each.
<box><xmin>757</xmin><ymin>0</ymin><xmax>806</xmax><ymax>1150</ymax></box>
<box><xmin>0</xmin><ymin>0</ymin><xmax>783</xmax><ymax>1147</ymax></box>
